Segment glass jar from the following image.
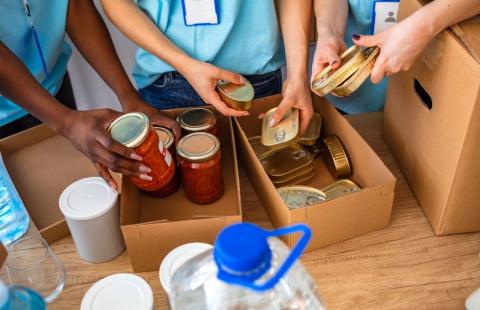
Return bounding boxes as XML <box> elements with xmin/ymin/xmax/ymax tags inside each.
<box><xmin>176</xmin><ymin>107</ymin><xmax>219</xmax><ymax>137</ymax></box>
<box><xmin>176</xmin><ymin>132</ymin><xmax>223</xmax><ymax>204</ymax></box>
<box><xmin>150</xmin><ymin>126</ymin><xmax>180</xmax><ymax>197</ymax></box>
<box><xmin>109</xmin><ymin>113</ymin><xmax>175</xmax><ymax>192</ymax></box>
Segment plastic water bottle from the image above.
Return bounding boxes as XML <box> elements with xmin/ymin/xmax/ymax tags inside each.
<box><xmin>169</xmin><ymin>223</ymin><xmax>326</xmax><ymax>309</ymax></box>
<box><xmin>0</xmin><ymin>280</ymin><xmax>45</xmax><ymax>310</ymax></box>
<box><xmin>0</xmin><ymin>155</ymin><xmax>29</xmax><ymax>245</ymax></box>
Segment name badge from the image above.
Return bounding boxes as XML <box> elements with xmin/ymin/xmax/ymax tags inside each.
<box><xmin>371</xmin><ymin>0</ymin><xmax>400</xmax><ymax>34</ymax></box>
<box><xmin>182</xmin><ymin>0</ymin><xmax>219</xmax><ymax>26</ymax></box>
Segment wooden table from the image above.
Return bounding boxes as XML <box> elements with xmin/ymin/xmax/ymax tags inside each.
<box><xmin>49</xmin><ymin>113</ymin><xmax>480</xmax><ymax>310</ymax></box>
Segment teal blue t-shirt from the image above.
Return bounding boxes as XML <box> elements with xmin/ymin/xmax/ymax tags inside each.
<box><xmin>133</xmin><ymin>0</ymin><xmax>285</xmax><ymax>89</ymax></box>
<box><xmin>326</xmin><ymin>0</ymin><xmax>388</xmax><ymax>114</ymax></box>
<box><xmin>0</xmin><ymin>0</ymin><xmax>72</xmax><ymax>126</ymax></box>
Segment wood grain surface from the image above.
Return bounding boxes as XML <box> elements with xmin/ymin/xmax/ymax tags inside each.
<box><xmin>49</xmin><ymin>113</ymin><xmax>480</xmax><ymax>310</ymax></box>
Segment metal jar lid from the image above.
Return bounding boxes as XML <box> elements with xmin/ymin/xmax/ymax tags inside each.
<box><xmin>108</xmin><ymin>112</ymin><xmax>150</xmax><ymax>148</ymax></box>
<box><xmin>177</xmin><ymin>108</ymin><xmax>217</xmax><ymax>132</ymax></box>
<box><xmin>261</xmin><ymin>108</ymin><xmax>300</xmax><ymax>147</ymax></box>
<box><xmin>277</xmin><ymin>186</ymin><xmax>327</xmax><ymax>210</ymax></box>
<box><xmin>321</xmin><ymin>135</ymin><xmax>351</xmax><ymax>179</ymax></box>
<box><xmin>299</xmin><ymin>113</ymin><xmax>322</xmax><ymax>146</ymax></box>
<box><xmin>154</xmin><ymin>126</ymin><xmax>174</xmax><ymax>149</ymax></box>
<box><xmin>176</xmin><ymin>132</ymin><xmax>220</xmax><ymax>162</ymax></box>
<box><xmin>216</xmin><ymin>80</ymin><xmax>254</xmax><ymax>111</ymax></box>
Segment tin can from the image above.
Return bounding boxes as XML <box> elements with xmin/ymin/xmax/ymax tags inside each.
<box><xmin>321</xmin><ymin>179</ymin><xmax>360</xmax><ymax>200</ymax></box>
<box><xmin>261</xmin><ymin>144</ymin><xmax>313</xmax><ymax>178</ymax></box>
<box><xmin>270</xmin><ymin>163</ymin><xmax>313</xmax><ymax>183</ymax></box>
<box><xmin>216</xmin><ymin>79</ymin><xmax>255</xmax><ymax>111</ymax></box>
<box><xmin>261</xmin><ymin>108</ymin><xmax>300</xmax><ymax>147</ymax></box>
<box><xmin>177</xmin><ymin>107</ymin><xmax>218</xmax><ymax>136</ymax></box>
<box><xmin>248</xmin><ymin>136</ymin><xmax>274</xmax><ymax>160</ymax></box>
<box><xmin>108</xmin><ymin>113</ymin><xmax>175</xmax><ymax>192</ymax></box>
<box><xmin>299</xmin><ymin>113</ymin><xmax>322</xmax><ymax>146</ymax></box>
<box><xmin>321</xmin><ymin>135</ymin><xmax>351</xmax><ymax>179</ymax></box>
<box><xmin>272</xmin><ymin>170</ymin><xmax>315</xmax><ymax>188</ymax></box>
<box><xmin>277</xmin><ymin>186</ymin><xmax>327</xmax><ymax>210</ymax></box>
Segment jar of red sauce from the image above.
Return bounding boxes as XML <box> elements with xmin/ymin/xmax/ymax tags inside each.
<box><xmin>176</xmin><ymin>132</ymin><xmax>223</xmax><ymax>204</ymax></box>
<box><xmin>177</xmin><ymin>107</ymin><xmax>219</xmax><ymax>136</ymax></box>
<box><xmin>149</xmin><ymin>126</ymin><xmax>180</xmax><ymax>197</ymax></box>
<box><xmin>108</xmin><ymin>113</ymin><xmax>175</xmax><ymax>192</ymax></box>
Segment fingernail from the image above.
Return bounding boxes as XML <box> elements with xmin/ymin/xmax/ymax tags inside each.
<box><xmin>352</xmin><ymin>34</ymin><xmax>361</xmax><ymax>40</ymax></box>
<box><xmin>332</xmin><ymin>60</ymin><xmax>338</xmax><ymax>66</ymax></box>
<box><xmin>240</xmin><ymin>76</ymin><xmax>248</xmax><ymax>84</ymax></box>
<box><xmin>243</xmin><ymin>112</ymin><xmax>249</xmax><ymax>116</ymax></box>
<box><xmin>270</xmin><ymin>118</ymin><xmax>277</xmax><ymax>127</ymax></box>
<box><xmin>139</xmin><ymin>174</ymin><xmax>153</xmax><ymax>181</ymax></box>
<box><xmin>109</xmin><ymin>182</ymin><xmax>117</xmax><ymax>191</ymax></box>
<box><xmin>139</xmin><ymin>165</ymin><xmax>151</xmax><ymax>173</ymax></box>
<box><xmin>131</xmin><ymin>153</ymin><xmax>142</xmax><ymax>161</ymax></box>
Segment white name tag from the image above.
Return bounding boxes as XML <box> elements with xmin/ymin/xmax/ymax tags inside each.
<box><xmin>372</xmin><ymin>0</ymin><xmax>400</xmax><ymax>34</ymax></box>
<box><xmin>182</xmin><ymin>0</ymin><xmax>219</xmax><ymax>26</ymax></box>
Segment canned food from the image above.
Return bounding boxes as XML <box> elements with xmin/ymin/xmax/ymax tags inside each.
<box><xmin>299</xmin><ymin>113</ymin><xmax>322</xmax><ymax>146</ymax></box>
<box><xmin>272</xmin><ymin>170</ymin><xmax>315</xmax><ymax>188</ymax></box>
<box><xmin>247</xmin><ymin>136</ymin><xmax>274</xmax><ymax>159</ymax></box>
<box><xmin>216</xmin><ymin>79</ymin><xmax>254</xmax><ymax>111</ymax></box>
<box><xmin>177</xmin><ymin>108</ymin><xmax>218</xmax><ymax>136</ymax></box>
<box><xmin>150</xmin><ymin>126</ymin><xmax>180</xmax><ymax>197</ymax></box>
<box><xmin>321</xmin><ymin>135</ymin><xmax>351</xmax><ymax>179</ymax></box>
<box><xmin>108</xmin><ymin>113</ymin><xmax>175</xmax><ymax>192</ymax></box>
<box><xmin>321</xmin><ymin>179</ymin><xmax>360</xmax><ymax>200</ymax></box>
<box><xmin>261</xmin><ymin>108</ymin><xmax>300</xmax><ymax>147</ymax></box>
<box><xmin>177</xmin><ymin>132</ymin><xmax>223</xmax><ymax>204</ymax></box>
<box><xmin>277</xmin><ymin>186</ymin><xmax>327</xmax><ymax>210</ymax></box>
<box><xmin>270</xmin><ymin>163</ymin><xmax>313</xmax><ymax>183</ymax></box>
<box><xmin>261</xmin><ymin>144</ymin><xmax>313</xmax><ymax>178</ymax></box>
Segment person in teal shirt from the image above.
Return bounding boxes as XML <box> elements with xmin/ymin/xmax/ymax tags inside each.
<box><xmin>102</xmin><ymin>0</ymin><xmax>314</xmax><ymax>133</ymax></box>
<box><xmin>0</xmin><ymin>0</ymin><xmax>179</xmax><ymax>190</ymax></box>
<box><xmin>311</xmin><ymin>0</ymin><xmax>480</xmax><ymax>114</ymax></box>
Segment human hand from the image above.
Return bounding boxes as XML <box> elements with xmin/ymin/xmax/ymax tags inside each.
<box><xmin>352</xmin><ymin>16</ymin><xmax>434</xmax><ymax>84</ymax></box>
<box><xmin>181</xmin><ymin>60</ymin><xmax>250</xmax><ymax>117</ymax></box>
<box><xmin>311</xmin><ymin>29</ymin><xmax>347</xmax><ymax>83</ymax></box>
<box><xmin>270</xmin><ymin>79</ymin><xmax>313</xmax><ymax>135</ymax></box>
<box><xmin>59</xmin><ymin>109</ymin><xmax>150</xmax><ymax>191</ymax></box>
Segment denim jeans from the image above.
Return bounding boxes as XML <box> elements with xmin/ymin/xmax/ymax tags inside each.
<box><xmin>139</xmin><ymin>69</ymin><xmax>282</xmax><ymax>110</ymax></box>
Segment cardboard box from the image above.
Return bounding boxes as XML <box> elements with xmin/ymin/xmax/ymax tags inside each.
<box><xmin>0</xmin><ymin>125</ymin><xmax>99</xmax><ymax>243</ymax></box>
<box><xmin>234</xmin><ymin>94</ymin><xmax>396</xmax><ymax>251</ymax></box>
<box><xmin>383</xmin><ymin>0</ymin><xmax>480</xmax><ymax>234</ymax></box>
<box><xmin>121</xmin><ymin>114</ymin><xmax>242</xmax><ymax>272</ymax></box>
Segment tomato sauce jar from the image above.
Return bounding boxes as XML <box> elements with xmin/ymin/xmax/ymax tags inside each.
<box><xmin>176</xmin><ymin>132</ymin><xmax>224</xmax><ymax>204</ymax></box>
<box><xmin>108</xmin><ymin>113</ymin><xmax>175</xmax><ymax>192</ymax></box>
<box><xmin>176</xmin><ymin>107</ymin><xmax>219</xmax><ymax>137</ymax></box>
<box><xmin>150</xmin><ymin>126</ymin><xmax>180</xmax><ymax>197</ymax></box>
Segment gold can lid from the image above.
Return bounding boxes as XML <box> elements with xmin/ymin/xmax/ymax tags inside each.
<box><xmin>321</xmin><ymin>135</ymin><xmax>351</xmax><ymax>179</ymax></box>
<box><xmin>273</xmin><ymin>170</ymin><xmax>315</xmax><ymax>188</ymax></box>
<box><xmin>277</xmin><ymin>186</ymin><xmax>326</xmax><ymax>209</ymax></box>
<box><xmin>311</xmin><ymin>45</ymin><xmax>365</xmax><ymax>96</ymax></box>
<box><xmin>108</xmin><ymin>112</ymin><xmax>150</xmax><ymax>148</ymax></box>
<box><xmin>270</xmin><ymin>163</ymin><xmax>313</xmax><ymax>183</ymax></box>
<box><xmin>154</xmin><ymin>126</ymin><xmax>174</xmax><ymax>149</ymax></box>
<box><xmin>177</xmin><ymin>108</ymin><xmax>217</xmax><ymax>132</ymax></box>
<box><xmin>216</xmin><ymin>80</ymin><xmax>254</xmax><ymax>111</ymax></box>
<box><xmin>176</xmin><ymin>132</ymin><xmax>220</xmax><ymax>162</ymax></box>
<box><xmin>261</xmin><ymin>108</ymin><xmax>300</xmax><ymax>147</ymax></box>
<box><xmin>261</xmin><ymin>144</ymin><xmax>313</xmax><ymax>178</ymax></box>
<box><xmin>299</xmin><ymin>113</ymin><xmax>322</xmax><ymax>146</ymax></box>
<box><xmin>321</xmin><ymin>179</ymin><xmax>360</xmax><ymax>200</ymax></box>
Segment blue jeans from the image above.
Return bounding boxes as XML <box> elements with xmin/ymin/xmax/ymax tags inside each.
<box><xmin>139</xmin><ymin>70</ymin><xmax>282</xmax><ymax>110</ymax></box>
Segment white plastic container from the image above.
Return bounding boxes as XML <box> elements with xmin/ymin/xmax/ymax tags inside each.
<box><xmin>81</xmin><ymin>273</ymin><xmax>153</xmax><ymax>310</ymax></box>
<box><xmin>59</xmin><ymin>177</ymin><xmax>125</xmax><ymax>263</ymax></box>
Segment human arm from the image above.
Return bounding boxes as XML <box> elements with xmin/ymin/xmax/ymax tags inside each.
<box><xmin>352</xmin><ymin>0</ymin><xmax>480</xmax><ymax>83</ymax></box>
<box><xmin>100</xmin><ymin>0</ymin><xmax>248</xmax><ymax>117</ymax></box>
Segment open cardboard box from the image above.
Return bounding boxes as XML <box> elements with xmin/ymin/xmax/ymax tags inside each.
<box><xmin>383</xmin><ymin>0</ymin><xmax>480</xmax><ymax>235</ymax></box>
<box><xmin>235</xmin><ymin>94</ymin><xmax>396</xmax><ymax>251</ymax></box>
<box><xmin>121</xmin><ymin>113</ymin><xmax>242</xmax><ymax>272</ymax></box>
<box><xmin>0</xmin><ymin>125</ymin><xmax>99</xmax><ymax>243</ymax></box>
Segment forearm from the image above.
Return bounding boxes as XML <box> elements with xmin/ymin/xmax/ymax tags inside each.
<box><xmin>409</xmin><ymin>0</ymin><xmax>480</xmax><ymax>38</ymax></box>
<box><xmin>277</xmin><ymin>0</ymin><xmax>312</xmax><ymax>81</ymax></box>
<box><xmin>100</xmin><ymin>0</ymin><xmax>195</xmax><ymax>76</ymax></box>
<box><xmin>0</xmin><ymin>42</ymin><xmax>73</xmax><ymax>132</ymax></box>
<box><xmin>314</xmin><ymin>0</ymin><xmax>348</xmax><ymax>37</ymax></box>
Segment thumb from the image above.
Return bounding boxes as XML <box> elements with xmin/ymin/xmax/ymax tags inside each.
<box><xmin>217</xmin><ymin>69</ymin><xmax>246</xmax><ymax>85</ymax></box>
<box><xmin>270</xmin><ymin>102</ymin><xmax>291</xmax><ymax>127</ymax></box>
<box><xmin>352</xmin><ymin>33</ymin><xmax>380</xmax><ymax>47</ymax></box>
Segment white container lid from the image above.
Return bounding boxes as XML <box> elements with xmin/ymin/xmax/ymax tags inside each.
<box><xmin>81</xmin><ymin>273</ymin><xmax>153</xmax><ymax>310</ymax></box>
<box><xmin>159</xmin><ymin>242</ymin><xmax>213</xmax><ymax>294</ymax></box>
<box><xmin>59</xmin><ymin>177</ymin><xmax>118</xmax><ymax>221</ymax></box>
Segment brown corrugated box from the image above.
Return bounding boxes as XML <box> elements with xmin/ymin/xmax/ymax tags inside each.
<box><xmin>0</xmin><ymin>125</ymin><xmax>99</xmax><ymax>243</ymax></box>
<box><xmin>235</xmin><ymin>94</ymin><xmax>396</xmax><ymax>251</ymax></box>
<box><xmin>120</xmin><ymin>113</ymin><xmax>242</xmax><ymax>272</ymax></box>
<box><xmin>383</xmin><ymin>0</ymin><xmax>480</xmax><ymax>234</ymax></box>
